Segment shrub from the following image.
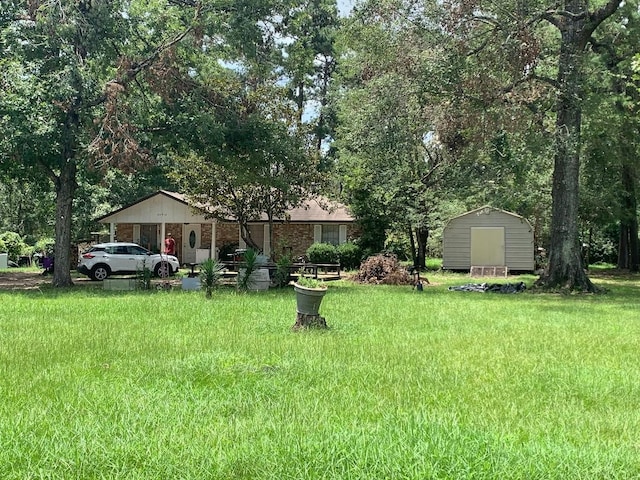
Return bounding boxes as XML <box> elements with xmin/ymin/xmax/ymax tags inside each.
<box><xmin>34</xmin><ymin>237</ymin><xmax>55</xmax><ymax>255</ymax></box>
<box><xmin>238</xmin><ymin>248</ymin><xmax>258</xmax><ymax>291</ymax></box>
<box><xmin>273</xmin><ymin>253</ymin><xmax>293</xmax><ymax>288</ymax></box>
<box><xmin>136</xmin><ymin>259</ymin><xmax>153</xmax><ymax>290</ymax></box>
<box><xmin>306</xmin><ymin>243</ymin><xmax>338</xmax><ymax>264</ymax></box>
<box><xmin>337</xmin><ymin>242</ymin><xmax>362</xmax><ymax>270</ymax></box>
<box><xmin>383</xmin><ymin>231</ymin><xmax>411</xmax><ymax>260</ymax></box>
<box><xmin>199</xmin><ymin>258</ymin><xmax>223</xmax><ymax>298</ymax></box>
<box><xmin>218</xmin><ymin>243</ymin><xmax>238</xmax><ymax>261</ymax></box>
<box><xmin>0</xmin><ymin>232</ymin><xmax>28</xmax><ymax>262</ymax></box>
<box><xmin>354</xmin><ymin>254</ymin><xmax>413</xmax><ymax>285</ymax></box>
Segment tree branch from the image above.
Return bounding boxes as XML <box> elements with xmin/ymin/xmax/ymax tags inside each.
<box><xmin>589</xmin><ymin>0</ymin><xmax>623</xmax><ymax>28</ymax></box>
<box><xmin>540</xmin><ymin>12</ymin><xmax>561</xmax><ymax>28</ymax></box>
<box><xmin>88</xmin><ymin>3</ymin><xmax>201</xmax><ymax>108</ymax></box>
<box><xmin>546</xmin><ymin>9</ymin><xmax>588</xmax><ymax>21</ymax></box>
<box><xmin>579</xmin><ymin>0</ymin><xmax>623</xmax><ymax>48</ymax></box>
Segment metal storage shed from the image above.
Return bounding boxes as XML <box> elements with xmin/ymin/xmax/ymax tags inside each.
<box><xmin>442</xmin><ymin>206</ymin><xmax>535</xmax><ymax>272</ymax></box>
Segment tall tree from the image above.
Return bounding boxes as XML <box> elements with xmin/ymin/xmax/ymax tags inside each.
<box><xmin>154</xmin><ymin>1</ymin><xmax>324</xmax><ymax>253</ymax></box>
<box><xmin>0</xmin><ymin>0</ymin><xmax>197</xmax><ymax>286</ymax></box>
<box><xmin>335</xmin><ymin>0</ymin><xmax>456</xmax><ymax>267</ymax></box>
<box><xmin>279</xmin><ymin>0</ymin><xmax>340</xmax><ymax>153</ymax></box>
<box><xmin>438</xmin><ymin>0</ymin><xmax>624</xmax><ymax>290</ymax></box>
<box><xmin>536</xmin><ymin>0</ymin><xmax>623</xmax><ymax>290</ymax></box>
<box><xmin>584</xmin><ymin>1</ymin><xmax>640</xmax><ymax>272</ymax></box>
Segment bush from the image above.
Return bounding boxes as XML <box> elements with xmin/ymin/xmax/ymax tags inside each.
<box><xmin>273</xmin><ymin>253</ymin><xmax>293</xmax><ymax>288</ymax></box>
<box><xmin>383</xmin><ymin>231</ymin><xmax>411</xmax><ymax>260</ymax></box>
<box><xmin>34</xmin><ymin>237</ymin><xmax>55</xmax><ymax>255</ymax></box>
<box><xmin>218</xmin><ymin>243</ymin><xmax>238</xmax><ymax>261</ymax></box>
<box><xmin>238</xmin><ymin>248</ymin><xmax>258</xmax><ymax>291</ymax></box>
<box><xmin>0</xmin><ymin>232</ymin><xmax>28</xmax><ymax>262</ymax></box>
<box><xmin>306</xmin><ymin>243</ymin><xmax>338</xmax><ymax>264</ymax></box>
<box><xmin>354</xmin><ymin>254</ymin><xmax>413</xmax><ymax>285</ymax></box>
<box><xmin>199</xmin><ymin>258</ymin><xmax>223</xmax><ymax>298</ymax></box>
<box><xmin>337</xmin><ymin>242</ymin><xmax>362</xmax><ymax>270</ymax></box>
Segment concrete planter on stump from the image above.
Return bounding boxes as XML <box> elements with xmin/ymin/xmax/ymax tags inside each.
<box><xmin>293</xmin><ymin>282</ymin><xmax>328</xmax><ymax>329</ymax></box>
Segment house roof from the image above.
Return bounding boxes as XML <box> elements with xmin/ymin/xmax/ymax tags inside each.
<box><xmin>97</xmin><ymin>190</ymin><xmax>354</xmax><ymax>224</ymax></box>
<box><xmin>258</xmin><ymin>198</ymin><xmax>354</xmax><ymax>223</ymax></box>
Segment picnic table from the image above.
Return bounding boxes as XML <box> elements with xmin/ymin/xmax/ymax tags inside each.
<box><xmin>218</xmin><ymin>261</ymin><xmax>341</xmax><ymax>280</ymax></box>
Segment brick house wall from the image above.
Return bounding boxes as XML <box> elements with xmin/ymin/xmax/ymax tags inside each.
<box><xmin>201</xmin><ymin>223</ymin><xmax>213</xmax><ymax>249</ymax></box>
<box><xmin>113</xmin><ymin>220</ymin><xmax>359</xmax><ymax>261</ymax></box>
<box><xmin>216</xmin><ymin>223</ymin><xmax>240</xmax><ymax>259</ymax></box>
<box><xmin>116</xmin><ymin>224</ymin><xmax>134</xmax><ymax>242</ymax></box>
<box><xmin>271</xmin><ymin>224</ymin><xmax>314</xmax><ymax>259</ymax></box>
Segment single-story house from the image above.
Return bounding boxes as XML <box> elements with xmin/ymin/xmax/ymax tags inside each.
<box><xmin>442</xmin><ymin>206</ymin><xmax>535</xmax><ymax>272</ymax></box>
<box><xmin>97</xmin><ymin>190</ymin><xmax>357</xmax><ymax>264</ymax></box>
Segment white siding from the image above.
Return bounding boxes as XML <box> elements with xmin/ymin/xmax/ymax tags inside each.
<box><xmin>101</xmin><ymin>194</ymin><xmax>209</xmax><ymax>224</ymax></box>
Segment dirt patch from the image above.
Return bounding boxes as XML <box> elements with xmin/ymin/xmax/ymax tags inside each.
<box><xmin>0</xmin><ymin>271</ymin><xmax>99</xmax><ymax>290</ymax></box>
<box><xmin>0</xmin><ymin>271</ymin><xmax>187</xmax><ymax>291</ymax></box>
<box><xmin>0</xmin><ymin>271</ymin><xmax>53</xmax><ymax>290</ymax></box>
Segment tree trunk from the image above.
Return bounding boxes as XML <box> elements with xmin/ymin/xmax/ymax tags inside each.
<box><xmin>292</xmin><ymin>312</ymin><xmax>327</xmax><ymax>330</ymax></box>
<box><xmin>408</xmin><ymin>226</ymin><xmax>417</xmax><ymax>267</ymax></box>
<box><xmin>239</xmin><ymin>221</ymin><xmax>260</xmax><ymax>252</ymax></box>
<box><xmin>617</xmin><ymin>162</ymin><xmax>639</xmax><ymax>271</ymax></box>
<box><xmin>52</xmin><ymin>161</ymin><xmax>77</xmax><ymax>287</ymax></box>
<box><xmin>536</xmin><ymin>2</ymin><xmax>595</xmax><ymax>292</ymax></box>
<box><xmin>414</xmin><ymin>226</ymin><xmax>428</xmax><ymax>270</ymax></box>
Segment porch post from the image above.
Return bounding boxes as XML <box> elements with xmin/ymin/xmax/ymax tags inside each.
<box><xmin>210</xmin><ymin>221</ymin><xmax>217</xmax><ymax>260</ymax></box>
<box><xmin>263</xmin><ymin>224</ymin><xmax>271</xmax><ymax>257</ymax></box>
<box><xmin>109</xmin><ymin>222</ymin><xmax>115</xmax><ymax>242</ymax></box>
<box><xmin>160</xmin><ymin>223</ymin><xmax>166</xmax><ymax>252</ymax></box>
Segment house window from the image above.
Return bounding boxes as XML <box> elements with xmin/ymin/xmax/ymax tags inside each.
<box><xmin>246</xmin><ymin>224</ymin><xmax>265</xmax><ymax>252</ymax></box>
<box><xmin>321</xmin><ymin>225</ymin><xmax>340</xmax><ymax>245</ymax></box>
<box><xmin>139</xmin><ymin>225</ymin><xmax>158</xmax><ymax>252</ymax></box>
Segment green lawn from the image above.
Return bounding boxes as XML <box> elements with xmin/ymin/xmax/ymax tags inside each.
<box><xmin>1</xmin><ymin>271</ymin><xmax>640</xmax><ymax>479</ymax></box>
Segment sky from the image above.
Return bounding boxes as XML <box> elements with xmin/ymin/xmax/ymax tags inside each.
<box><xmin>337</xmin><ymin>0</ymin><xmax>356</xmax><ymax>17</ymax></box>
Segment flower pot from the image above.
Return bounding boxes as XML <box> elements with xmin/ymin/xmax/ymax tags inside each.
<box><xmin>238</xmin><ymin>268</ymin><xmax>270</xmax><ymax>291</ymax></box>
<box><xmin>181</xmin><ymin>277</ymin><xmax>201</xmax><ymax>291</ymax></box>
<box><xmin>294</xmin><ymin>283</ymin><xmax>327</xmax><ymax>315</ymax></box>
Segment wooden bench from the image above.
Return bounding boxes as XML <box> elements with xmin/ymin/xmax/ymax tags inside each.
<box><xmin>219</xmin><ymin>261</ymin><xmax>341</xmax><ymax>280</ymax></box>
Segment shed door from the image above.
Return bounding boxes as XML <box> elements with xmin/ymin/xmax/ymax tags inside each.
<box><xmin>471</xmin><ymin>227</ymin><xmax>505</xmax><ymax>266</ymax></box>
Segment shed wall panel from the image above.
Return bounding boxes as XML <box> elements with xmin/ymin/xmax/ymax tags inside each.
<box><xmin>442</xmin><ymin>208</ymin><xmax>534</xmax><ymax>271</ymax></box>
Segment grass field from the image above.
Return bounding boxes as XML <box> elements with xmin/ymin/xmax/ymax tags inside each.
<box><xmin>1</xmin><ymin>270</ymin><xmax>640</xmax><ymax>479</ymax></box>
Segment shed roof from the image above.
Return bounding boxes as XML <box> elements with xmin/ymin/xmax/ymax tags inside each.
<box><xmin>444</xmin><ymin>205</ymin><xmax>531</xmax><ymax>227</ymax></box>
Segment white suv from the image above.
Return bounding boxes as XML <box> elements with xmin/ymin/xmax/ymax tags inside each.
<box><xmin>78</xmin><ymin>242</ymin><xmax>180</xmax><ymax>281</ymax></box>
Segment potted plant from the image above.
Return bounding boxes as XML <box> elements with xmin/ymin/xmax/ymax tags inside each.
<box><xmin>238</xmin><ymin>248</ymin><xmax>270</xmax><ymax>291</ymax></box>
<box><xmin>293</xmin><ymin>274</ymin><xmax>327</xmax><ymax>316</ymax></box>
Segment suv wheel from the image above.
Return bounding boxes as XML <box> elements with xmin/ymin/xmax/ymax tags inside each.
<box><xmin>91</xmin><ymin>265</ymin><xmax>110</xmax><ymax>281</ymax></box>
<box><xmin>154</xmin><ymin>262</ymin><xmax>173</xmax><ymax>278</ymax></box>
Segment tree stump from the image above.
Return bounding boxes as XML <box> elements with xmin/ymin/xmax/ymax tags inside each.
<box><xmin>292</xmin><ymin>312</ymin><xmax>327</xmax><ymax>330</ymax></box>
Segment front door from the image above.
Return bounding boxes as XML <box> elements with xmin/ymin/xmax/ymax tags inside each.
<box><xmin>182</xmin><ymin>224</ymin><xmax>201</xmax><ymax>264</ymax></box>
<box><xmin>470</xmin><ymin>227</ymin><xmax>505</xmax><ymax>266</ymax></box>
